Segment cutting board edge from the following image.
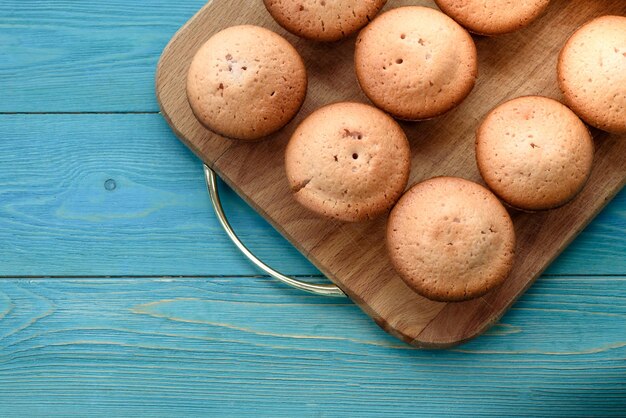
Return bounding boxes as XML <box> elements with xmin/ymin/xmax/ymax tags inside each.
<box><xmin>154</xmin><ymin>0</ymin><xmax>626</xmax><ymax>349</ymax></box>
<box><xmin>156</xmin><ymin>17</ymin><xmax>216</xmax><ymax>168</ymax></box>
<box><xmin>415</xmin><ymin>174</ymin><xmax>626</xmax><ymax>347</ymax></box>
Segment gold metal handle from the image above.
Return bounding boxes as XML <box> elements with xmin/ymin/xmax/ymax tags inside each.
<box><xmin>203</xmin><ymin>164</ymin><xmax>347</xmax><ymax>297</ymax></box>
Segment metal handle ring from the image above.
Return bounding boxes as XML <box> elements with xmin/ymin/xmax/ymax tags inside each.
<box><xmin>203</xmin><ymin>164</ymin><xmax>346</xmax><ymax>298</ymax></box>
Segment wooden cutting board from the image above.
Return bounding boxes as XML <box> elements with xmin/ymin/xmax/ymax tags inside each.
<box><xmin>156</xmin><ymin>0</ymin><xmax>626</xmax><ymax>348</ymax></box>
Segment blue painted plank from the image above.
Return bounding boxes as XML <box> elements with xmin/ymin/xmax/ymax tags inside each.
<box><xmin>0</xmin><ymin>114</ymin><xmax>624</xmax><ymax>276</ymax></box>
<box><xmin>1</xmin><ymin>0</ymin><xmax>205</xmax><ymax>112</ymax></box>
<box><xmin>0</xmin><ymin>276</ymin><xmax>625</xmax><ymax>416</ymax></box>
<box><xmin>0</xmin><ymin>114</ymin><xmax>319</xmax><ymax>276</ymax></box>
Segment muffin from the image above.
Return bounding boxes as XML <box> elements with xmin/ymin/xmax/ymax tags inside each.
<box><xmin>476</xmin><ymin>96</ymin><xmax>594</xmax><ymax>211</ymax></box>
<box><xmin>387</xmin><ymin>177</ymin><xmax>516</xmax><ymax>302</ymax></box>
<box><xmin>187</xmin><ymin>25</ymin><xmax>307</xmax><ymax>140</ymax></box>
<box><xmin>557</xmin><ymin>15</ymin><xmax>626</xmax><ymax>134</ymax></box>
<box><xmin>264</xmin><ymin>0</ymin><xmax>387</xmax><ymax>42</ymax></box>
<box><xmin>354</xmin><ymin>6</ymin><xmax>478</xmax><ymax>121</ymax></box>
<box><xmin>434</xmin><ymin>0</ymin><xmax>551</xmax><ymax>36</ymax></box>
<box><xmin>285</xmin><ymin>102</ymin><xmax>411</xmax><ymax>222</ymax></box>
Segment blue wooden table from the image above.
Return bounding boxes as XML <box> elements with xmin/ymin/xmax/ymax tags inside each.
<box><xmin>1</xmin><ymin>1</ymin><xmax>625</xmax><ymax>416</ymax></box>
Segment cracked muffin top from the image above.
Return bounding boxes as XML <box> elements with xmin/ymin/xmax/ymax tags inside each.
<box><xmin>285</xmin><ymin>102</ymin><xmax>411</xmax><ymax>222</ymax></box>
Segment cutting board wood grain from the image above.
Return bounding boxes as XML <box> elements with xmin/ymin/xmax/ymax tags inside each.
<box><xmin>156</xmin><ymin>0</ymin><xmax>626</xmax><ymax>347</ymax></box>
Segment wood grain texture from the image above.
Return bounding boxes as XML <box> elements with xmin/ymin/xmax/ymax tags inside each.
<box><xmin>0</xmin><ymin>0</ymin><xmax>206</xmax><ymax>112</ymax></box>
<box><xmin>1</xmin><ymin>277</ymin><xmax>626</xmax><ymax>417</ymax></box>
<box><xmin>156</xmin><ymin>0</ymin><xmax>626</xmax><ymax>347</ymax></box>
<box><xmin>0</xmin><ymin>114</ymin><xmax>623</xmax><ymax>278</ymax></box>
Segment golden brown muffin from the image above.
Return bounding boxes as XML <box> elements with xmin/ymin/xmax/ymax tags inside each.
<box><xmin>476</xmin><ymin>96</ymin><xmax>594</xmax><ymax>211</ymax></box>
<box><xmin>558</xmin><ymin>15</ymin><xmax>626</xmax><ymax>134</ymax></box>
<box><xmin>354</xmin><ymin>6</ymin><xmax>478</xmax><ymax>120</ymax></box>
<box><xmin>285</xmin><ymin>102</ymin><xmax>411</xmax><ymax>222</ymax></box>
<box><xmin>264</xmin><ymin>0</ymin><xmax>387</xmax><ymax>41</ymax></box>
<box><xmin>187</xmin><ymin>25</ymin><xmax>307</xmax><ymax>140</ymax></box>
<box><xmin>435</xmin><ymin>0</ymin><xmax>551</xmax><ymax>35</ymax></box>
<box><xmin>387</xmin><ymin>177</ymin><xmax>516</xmax><ymax>302</ymax></box>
